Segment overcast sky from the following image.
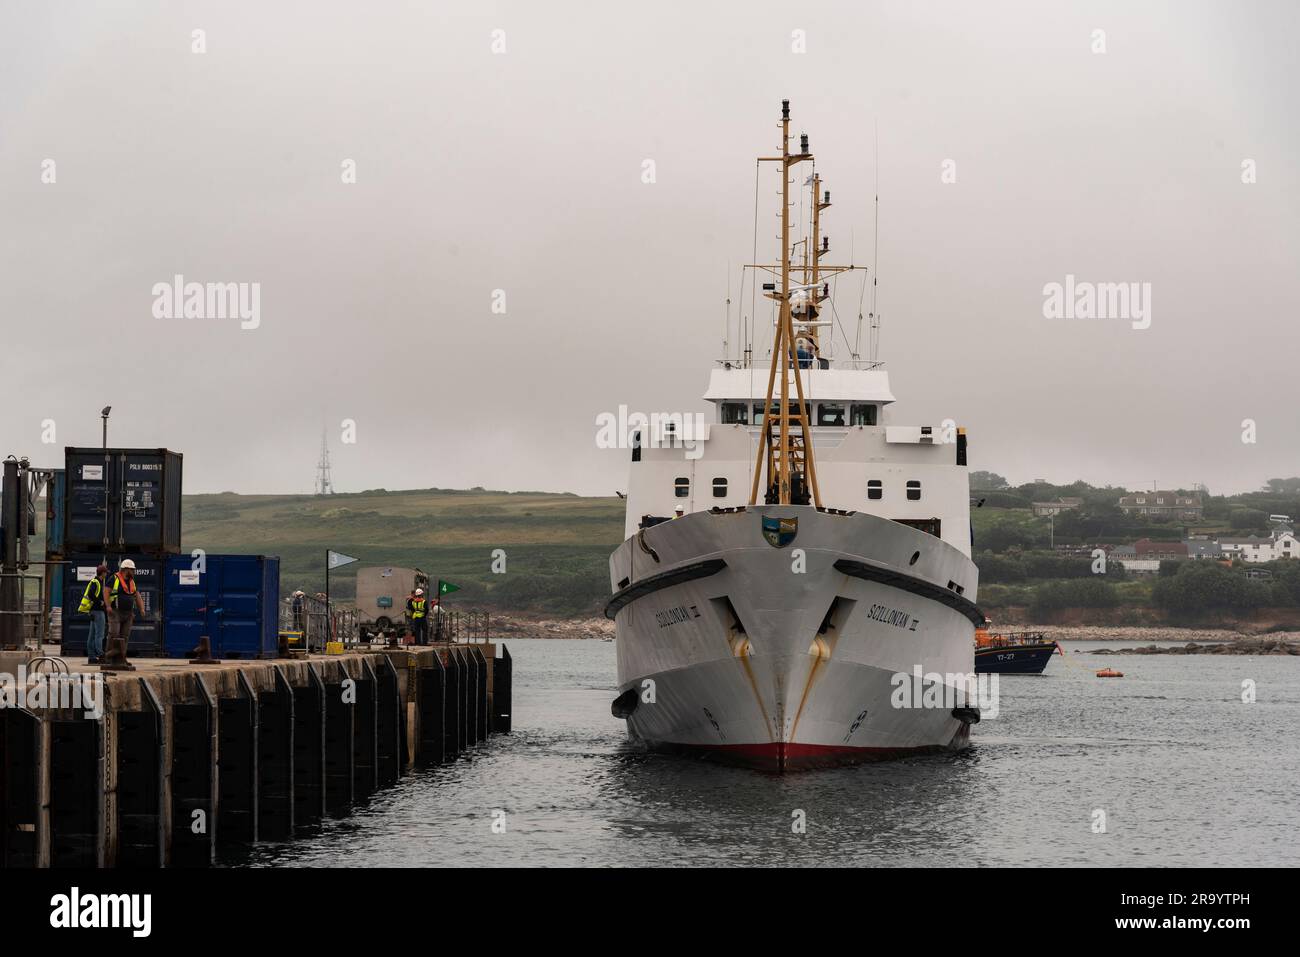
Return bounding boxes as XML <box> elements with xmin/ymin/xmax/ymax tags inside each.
<box><xmin>2</xmin><ymin>0</ymin><xmax>1296</xmax><ymax>497</ymax></box>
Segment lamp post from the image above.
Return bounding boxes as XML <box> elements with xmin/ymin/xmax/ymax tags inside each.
<box><xmin>100</xmin><ymin>406</ymin><xmax>111</xmax><ymax>549</ymax></box>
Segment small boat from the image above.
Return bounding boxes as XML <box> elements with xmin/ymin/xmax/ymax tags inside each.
<box><xmin>973</xmin><ymin>619</ymin><xmax>1059</xmax><ymax>674</ymax></box>
<box><xmin>1095</xmin><ymin>668</ymin><xmax>1124</xmax><ymax>678</ymax></box>
<box><xmin>602</xmin><ymin>636</ymin><xmax>615</xmax><ymax>643</ymax></box>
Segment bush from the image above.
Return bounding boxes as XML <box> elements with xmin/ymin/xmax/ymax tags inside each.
<box><xmin>1030</xmin><ymin>578</ymin><xmax>1119</xmax><ymax>616</ymax></box>
<box><xmin>1151</xmin><ymin>563</ymin><xmax>1272</xmax><ymax>615</ymax></box>
<box><xmin>1229</xmin><ymin>508</ymin><xmax>1268</xmax><ymax>531</ymax></box>
<box><xmin>977</xmin><ymin>492</ymin><xmax>1031</xmax><ymax>509</ymax></box>
<box><xmin>974</xmin><ymin>551</ymin><xmax>1026</xmax><ymax>583</ymax></box>
<box><xmin>975</xmin><ymin>584</ymin><xmax>1034</xmax><ymax>608</ymax></box>
<box><xmin>979</xmin><ymin>519</ymin><xmax>1047</xmax><ymax>553</ymax></box>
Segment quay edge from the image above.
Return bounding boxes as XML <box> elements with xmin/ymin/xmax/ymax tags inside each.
<box><xmin>0</xmin><ymin>643</ymin><xmax>512</xmax><ymax>868</ymax></box>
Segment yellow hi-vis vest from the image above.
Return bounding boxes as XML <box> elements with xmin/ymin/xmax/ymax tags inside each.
<box><xmin>409</xmin><ymin>597</ymin><xmax>426</xmax><ymax>619</ymax></box>
<box><xmin>78</xmin><ymin>578</ymin><xmax>103</xmax><ymax>613</ymax></box>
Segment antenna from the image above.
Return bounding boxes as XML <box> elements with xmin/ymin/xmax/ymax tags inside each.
<box><xmin>723</xmin><ymin>262</ymin><xmax>731</xmax><ymax>362</ymax></box>
<box><xmin>869</xmin><ymin>118</ymin><xmax>880</xmax><ymax>365</ymax></box>
<box><xmin>316</xmin><ymin>429</ymin><xmax>334</xmax><ymax>496</ymax></box>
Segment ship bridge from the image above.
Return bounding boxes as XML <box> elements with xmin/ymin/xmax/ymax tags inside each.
<box><xmin>703</xmin><ymin>366</ymin><xmax>895</xmax><ymax>428</ymax></box>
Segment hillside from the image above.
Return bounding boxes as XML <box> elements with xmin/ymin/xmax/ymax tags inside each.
<box><xmin>179</xmin><ymin>488</ymin><xmax>624</xmax><ymax>617</ymax></box>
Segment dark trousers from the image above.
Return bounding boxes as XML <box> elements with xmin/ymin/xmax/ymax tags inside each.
<box><xmin>110</xmin><ymin>610</ymin><xmax>134</xmax><ymax>644</ymax></box>
<box><xmin>412</xmin><ymin>617</ymin><xmax>428</xmax><ymax>645</ymax></box>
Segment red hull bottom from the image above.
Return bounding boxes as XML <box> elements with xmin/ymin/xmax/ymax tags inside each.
<box><xmin>642</xmin><ymin>728</ymin><xmax>971</xmax><ymax>773</ymax></box>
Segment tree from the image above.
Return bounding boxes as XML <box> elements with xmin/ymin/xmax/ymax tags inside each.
<box><xmin>1152</xmin><ymin>563</ymin><xmax>1271</xmax><ymax>615</ymax></box>
<box><xmin>1229</xmin><ymin>508</ymin><xmax>1268</xmax><ymax>531</ymax></box>
<box><xmin>1264</xmin><ymin>478</ymin><xmax>1300</xmax><ymax>495</ymax></box>
<box><xmin>970</xmin><ymin>471</ymin><xmax>1009</xmax><ymax>490</ymax></box>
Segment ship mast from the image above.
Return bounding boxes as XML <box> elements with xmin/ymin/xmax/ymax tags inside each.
<box><xmin>747</xmin><ymin>100</ymin><xmax>855</xmax><ymax>507</ymax></box>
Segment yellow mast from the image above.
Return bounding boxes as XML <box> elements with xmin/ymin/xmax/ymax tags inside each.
<box><xmin>749</xmin><ymin>100</ymin><xmax>821</xmax><ymax>507</ymax></box>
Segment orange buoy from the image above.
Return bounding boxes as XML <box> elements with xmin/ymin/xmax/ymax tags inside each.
<box><xmin>1095</xmin><ymin>667</ymin><xmax>1124</xmax><ymax>678</ymax></box>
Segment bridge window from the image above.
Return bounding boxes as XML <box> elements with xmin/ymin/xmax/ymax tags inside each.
<box><xmin>907</xmin><ymin>480</ymin><xmax>921</xmax><ymax>501</ymax></box>
<box><xmin>817</xmin><ymin>403</ymin><xmax>846</xmax><ymax>426</ymax></box>
<box><xmin>754</xmin><ymin>402</ymin><xmax>811</xmax><ymax>426</ymax></box>
<box><xmin>850</xmin><ymin>404</ymin><xmax>877</xmax><ymax>426</ymax></box>
<box><xmin>868</xmin><ymin>479</ymin><xmax>883</xmax><ymax>501</ymax></box>
<box><xmin>674</xmin><ymin>477</ymin><xmax>690</xmax><ymax>498</ymax></box>
<box><xmin>631</xmin><ymin>430</ymin><xmax>641</xmax><ymax>462</ymax></box>
<box><xmin>721</xmin><ymin>402</ymin><xmax>748</xmax><ymax>424</ymax></box>
<box><xmin>712</xmin><ymin>478</ymin><xmax>728</xmax><ymax>498</ymax></box>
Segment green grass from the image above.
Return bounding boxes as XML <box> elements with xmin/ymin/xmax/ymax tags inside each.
<box><xmin>178</xmin><ymin>488</ymin><xmax>624</xmax><ymax>617</ymax></box>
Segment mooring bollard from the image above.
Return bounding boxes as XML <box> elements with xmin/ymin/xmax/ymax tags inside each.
<box><xmin>189</xmin><ymin>635</ymin><xmax>219</xmax><ymax>665</ymax></box>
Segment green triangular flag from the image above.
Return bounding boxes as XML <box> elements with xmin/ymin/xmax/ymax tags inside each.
<box><xmin>437</xmin><ymin>579</ymin><xmax>460</xmax><ymax>596</ymax></box>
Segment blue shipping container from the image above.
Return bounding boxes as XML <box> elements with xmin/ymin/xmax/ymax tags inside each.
<box><xmin>163</xmin><ymin>555</ymin><xmax>280</xmax><ymax>659</ymax></box>
<box><xmin>64</xmin><ymin>448</ymin><xmax>183</xmax><ymax>554</ymax></box>
<box><xmin>61</xmin><ymin>553</ymin><xmax>164</xmax><ymax>658</ymax></box>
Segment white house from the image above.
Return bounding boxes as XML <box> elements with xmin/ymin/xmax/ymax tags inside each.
<box><xmin>1218</xmin><ymin>528</ymin><xmax>1298</xmax><ymax>563</ymax></box>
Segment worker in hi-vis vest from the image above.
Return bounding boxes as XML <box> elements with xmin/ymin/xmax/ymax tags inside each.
<box><xmin>102</xmin><ymin>558</ymin><xmax>146</xmax><ymax>670</ymax></box>
<box><xmin>77</xmin><ymin>563</ymin><xmax>109</xmax><ymax>664</ymax></box>
<box><xmin>406</xmin><ymin>587</ymin><xmax>429</xmax><ymax>646</ymax></box>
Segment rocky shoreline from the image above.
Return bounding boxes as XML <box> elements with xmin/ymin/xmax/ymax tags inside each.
<box><xmin>488</xmin><ymin>613</ymin><xmax>615</xmax><ymax>641</ymax></box>
<box><xmin>1034</xmin><ymin>625</ymin><xmax>1300</xmax><ymax>643</ymax></box>
<box><xmin>482</xmin><ymin>616</ymin><xmax>1300</xmax><ymax>646</ymax></box>
<box><xmin>1090</xmin><ymin>639</ymin><xmax>1300</xmax><ymax>656</ymax></box>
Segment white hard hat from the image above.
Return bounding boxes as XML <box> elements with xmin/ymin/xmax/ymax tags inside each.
<box><xmin>674</xmin><ymin>505</ymin><xmax>685</xmax><ymax>513</ymax></box>
<box><xmin>119</xmin><ymin>558</ymin><xmax>136</xmax><ymax>570</ymax></box>
<box><xmin>415</xmin><ymin>588</ymin><xmax>424</xmax><ymax>595</ymax></box>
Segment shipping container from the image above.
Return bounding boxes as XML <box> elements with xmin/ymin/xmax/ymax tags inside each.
<box><xmin>60</xmin><ymin>553</ymin><xmax>164</xmax><ymax>658</ymax></box>
<box><xmin>63</xmin><ymin>448</ymin><xmax>183</xmax><ymax>554</ymax></box>
<box><xmin>163</xmin><ymin>554</ymin><xmax>280</xmax><ymax>659</ymax></box>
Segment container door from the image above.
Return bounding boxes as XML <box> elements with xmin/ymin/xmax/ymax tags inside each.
<box><xmin>118</xmin><ymin>451</ymin><xmax>168</xmax><ymax>551</ymax></box>
<box><xmin>217</xmin><ymin>556</ymin><xmax>264</xmax><ymax>659</ymax></box>
<box><xmin>163</xmin><ymin>554</ymin><xmax>208</xmax><ymax>657</ymax></box>
<box><xmin>122</xmin><ymin>556</ymin><xmax>164</xmax><ymax>656</ymax></box>
<box><xmin>60</xmin><ymin>559</ymin><xmax>101</xmax><ymax>658</ymax></box>
<box><xmin>262</xmin><ymin>558</ymin><xmax>280</xmax><ymax>657</ymax></box>
<box><xmin>64</xmin><ymin>452</ymin><xmax>113</xmax><ymax>550</ymax></box>
<box><xmin>63</xmin><ymin>555</ymin><xmax>164</xmax><ymax>657</ymax></box>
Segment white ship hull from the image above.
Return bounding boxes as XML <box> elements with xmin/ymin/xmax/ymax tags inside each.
<box><xmin>607</xmin><ymin>506</ymin><xmax>981</xmax><ymax>771</ymax></box>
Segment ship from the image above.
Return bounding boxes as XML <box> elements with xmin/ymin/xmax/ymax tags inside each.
<box><xmin>973</xmin><ymin>619</ymin><xmax>1059</xmax><ymax>675</ymax></box>
<box><xmin>606</xmin><ymin>100</ymin><xmax>983</xmax><ymax>771</ymax></box>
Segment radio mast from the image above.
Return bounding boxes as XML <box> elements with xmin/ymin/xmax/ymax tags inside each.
<box><xmin>315</xmin><ymin>429</ymin><xmax>334</xmax><ymax>495</ymax></box>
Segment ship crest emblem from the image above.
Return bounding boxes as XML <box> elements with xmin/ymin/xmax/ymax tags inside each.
<box><xmin>762</xmin><ymin>516</ymin><xmax>798</xmax><ymax>548</ymax></box>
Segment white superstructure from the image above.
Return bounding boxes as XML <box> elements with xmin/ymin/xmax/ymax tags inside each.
<box><xmin>622</xmin><ymin>366</ymin><xmax>973</xmax><ymax>557</ymax></box>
